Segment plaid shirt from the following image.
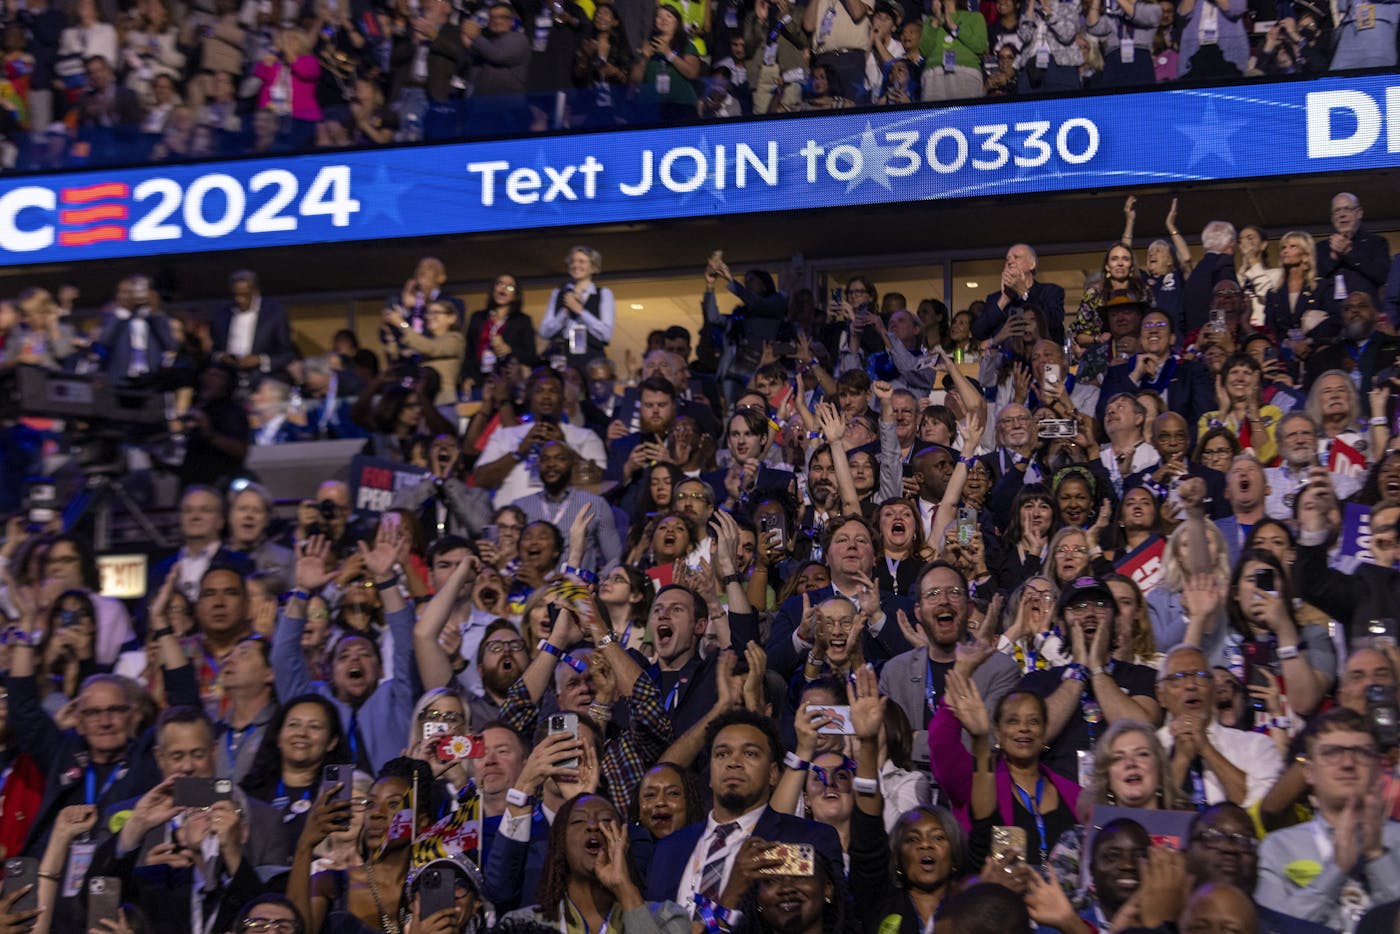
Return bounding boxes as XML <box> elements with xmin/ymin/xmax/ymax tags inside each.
<box><xmin>500</xmin><ymin>671</ymin><xmax>672</xmax><ymax>814</ymax></box>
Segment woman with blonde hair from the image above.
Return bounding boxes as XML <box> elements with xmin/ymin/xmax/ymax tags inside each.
<box><xmin>1145</xmin><ymin>513</ymin><xmax>1231</xmax><ymax>660</ymax></box>
<box><xmin>1264</xmin><ymin>230</ymin><xmax>1330</xmax><ymax>343</ymax></box>
<box><xmin>1047</xmin><ymin>719</ymin><xmax>1180</xmax><ymax>905</ymax></box>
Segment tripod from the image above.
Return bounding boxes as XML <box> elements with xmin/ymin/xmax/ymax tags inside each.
<box><xmin>64</xmin><ymin>454</ymin><xmax>169</xmax><ymax>553</ymax></box>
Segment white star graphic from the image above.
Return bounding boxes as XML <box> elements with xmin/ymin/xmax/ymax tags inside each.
<box><xmin>1176</xmin><ymin>97</ymin><xmax>1241</xmax><ymax>169</ymax></box>
<box><xmin>843</xmin><ymin>122</ymin><xmax>900</xmax><ymax>194</ymax></box>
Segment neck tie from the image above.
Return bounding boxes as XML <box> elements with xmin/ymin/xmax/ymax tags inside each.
<box><xmin>347</xmin><ymin>708</ymin><xmax>371</xmax><ymax>773</ymax></box>
<box><xmin>697</xmin><ymin>821</ymin><xmax>740</xmax><ymax>904</ymax></box>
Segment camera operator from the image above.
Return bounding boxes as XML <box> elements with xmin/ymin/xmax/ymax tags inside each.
<box><xmin>177</xmin><ymin>361</ymin><xmax>250</xmax><ymax>488</ymax></box>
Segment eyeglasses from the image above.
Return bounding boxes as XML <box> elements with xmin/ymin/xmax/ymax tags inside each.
<box><xmin>1162</xmin><ymin>669</ymin><xmax>1211</xmax><ymax>684</ymax></box>
<box><xmin>1191</xmin><ymin>828</ymin><xmax>1258</xmax><ymax>852</ymax></box>
<box><xmin>919</xmin><ymin>587</ymin><xmax>965</xmax><ymax>601</ymax></box>
<box><xmin>79</xmin><ymin>704</ymin><xmax>132</xmax><ymax>720</ymax></box>
<box><xmin>423</xmin><ymin>709</ymin><xmax>466</xmax><ymax>724</ymax></box>
<box><xmin>1001</xmin><ymin>415</ymin><xmax>1031</xmax><ymax>425</ymax></box>
<box><xmin>1068</xmin><ymin>598</ymin><xmax>1110</xmax><ymax>611</ymax></box>
<box><xmin>1056</xmin><ymin>545</ymin><xmax>1089</xmax><ymax>556</ymax></box>
<box><xmin>1312</xmin><ymin>743</ymin><xmax>1382</xmax><ymax>765</ymax></box>
<box><xmin>484</xmin><ymin>639</ymin><xmax>526</xmax><ymax>654</ymax></box>
<box><xmin>496</xmin><ymin>283</ymin><xmax>518</xmax><ymax>292</ymax></box>
<box><xmin>675</xmin><ymin>492</ymin><xmax>711</xmax><ymax>503</ymax></box>
<box><xmin>241</xmin><ymin>920</ymin><xmax>299</xmax><ymax>934</ymax></box>
<box><xmin>1142</xmin><ymin>321</ymin><xmax>1170</xmax><ymax>330</ymax></box>
<box><xmin>342</xmin><ymin>604</ymin><xmax>374</xmax><ymax>615</ymax></box>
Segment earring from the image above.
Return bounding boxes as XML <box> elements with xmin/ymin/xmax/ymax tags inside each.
<box><xmin>1106</xmin><ymin>790</ymin><xmax>1116</xmax><ymax>805</ymax></box>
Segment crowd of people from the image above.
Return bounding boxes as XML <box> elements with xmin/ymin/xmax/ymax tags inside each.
<box><xmin>3</xmin><ymin>190</ymin><xmax>1400</xmax><ymax>934</ymax></box>
<box><xmin>0</xmin><ymin>0</ymin><xmax>1393</xmax><ymax>169</ymax></box>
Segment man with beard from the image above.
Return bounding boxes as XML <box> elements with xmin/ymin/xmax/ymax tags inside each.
<box><xmin>644</xmin><ymin>709</ymin><xmax>843</xmax><ymax>911</ymax></box>
<box><xmin>1257</xmin><ymin>709</ymin><xmax>1400</xmax><ymax>931</ymax></box>
<box><xmin>1099</xmin><ymin>310</ymin><xmax>1215</xmax><ymax>435</ymax></box>
<box><xmin>1305</xmin><ymin>293</ymin><xmax>1400</xmax><ymax>394</ymax></box>
<box><xmin>517</xmin><ymin>440</ymin><xmax>621</xmax><ymax>571</ymax></box>
<box><xmin>768</xmin><ymin>515</ymin><xmax>915</xmax><ymax>679</ymax></box>
<box><xmin>980</xmin><ymin>403</ymin><xmax>1036</xmax><ymax>488</ymax></box>
<box><xmin>1265</xmin><ymin>412</ymin><xmax>1363</xmax><ymax>519</ymax></box>
<box><xmin>473</xmin><ymin>366</ymin><xmax>607</xmax><ymax>506</ymax></box>
<box><xmin>879</xmin><ymin>561</ymin><xmax>1019</xmax><ymax>765</ymax></box>
<box><xmin>1131</xmin><ymin>411</ymin><xmax>1229</xmax><ymax>519</ymax></box>
<box><xmin>470</xmin><ymin>621</ymin><xmax>528</xmax><ymax>727</ymax></box>
<box><xmin>910</xmin><ymin>444</ymin><xmax>957</xmax><ymax>541</ymax></box>
<box><xmin>1017</xmin><ymin>577</ymin><xmax>1161</xmax><ymax>780</ymax></box>
<box><xmin>798</xmin><ymin>445</ymin><xmax>842</xmax><ymax>540</ymax></box>
<box><xmin>608</xmin><ymin>349</ymin><xmax>721</xmax><ymax>439</ymax></box>
<box><xmin>1155</xmin><ymin>645</ymin><xmax>1282</xmax><ymax>808</ymax></box>
<box><xmin>274</xmin><ymin>527</ymin><xmax>417</xmax><ymax>773</ymax></box>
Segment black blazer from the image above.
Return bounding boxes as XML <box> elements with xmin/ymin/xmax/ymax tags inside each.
<box><xmin>1099</xmin><ymin>354</ymin><xmax>1215</xmax><ymax>442</ymax></box>
<box><xmin>462</xmin><ymin>309</ymin><xmax>539</xmax><ymax>382</ymax></box>
<box><xmin>94</xmin><ymin>308</ymin><xmax>177</xmax><ymax>382</ymax></box>
<box><xmin>636</xmin><ymin>609</ymin><xmax>760</xmax><ymax>739</ymax></box>
<box><xmin>1181</xmin><ymin>252</ymin><xmax>1237</xmax><ymax>335</ymax></box>
<box><xmin>644</xmin><ymin>806</ymin><xmax>844</xmax><ymax>904</ymax></box>
<box><xmin>766</xmin><ymin>584</ymin><xmax>914</xmax><ymax>680</ymax></box>
<box><xmin>129</xmin><ymin>859</ymin><xmax>266</xmax><ymax>934</ymax></box>
<box><xmin>210</xmin><ymin>298</ymin><xmax>297</xmax><ymax>374</ymax></box>
<box><xmin>1303</xmin><ymin>332</ymin><xmax>1400</xmax><ymax>395</ymax></box>
<box><xmin>973</xmin><ymin>281</ymin><xmax>1069</xmax><ymax>344</ymax></box>
<box><xmin>1316</xmin><ymin>226</ymin><xmax>1391</xmax><ymax>303</ymax></box>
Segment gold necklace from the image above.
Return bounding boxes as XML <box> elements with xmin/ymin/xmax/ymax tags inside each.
<box><xmin>365</xmin><ymin>860</ymin><xmax>401</xmax><ymax>934</ymax></box>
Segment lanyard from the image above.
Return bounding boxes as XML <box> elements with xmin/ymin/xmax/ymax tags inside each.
<box><xmin>663</xmin><ymin>678</ymin><xmax>683</xmax><ymax>711</ymax></box>
<box><xmin>224</xmin><ymin>725</ymin><xmax>246</xmax><ymax>764</ymax></box>
<box><xmin>273</xmin><ymin>779</ymin><xmax>312</xmax><ymax>815</ymax></box>
<box><xmin>1012</xmin><ymin>775</ymin><xmax>1049</xmax><ymax>864</ymax></box>
<box><xmin>84</xmin><ymin>763</ymin><xmax>122</xmax><ymax>806</ymax></box>
<box><xmin>1186</xmin><ymin>758</ymin><xmax>1208</xmax><ymax>808</ymax></box>
<box><xmin>924</xmin><ymin>660</ymin><xmax>941</xmax><ymax>718</ymax></box>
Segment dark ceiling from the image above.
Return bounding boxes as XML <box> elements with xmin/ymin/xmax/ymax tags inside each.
<box><xmin>6</xmin><ymin>164</ymin><xmax>1398</xmax><ymax>304</ymax></box>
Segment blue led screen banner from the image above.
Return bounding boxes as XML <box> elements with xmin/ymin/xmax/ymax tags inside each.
<box><xmin>0</xmin><ymin>73</ymin><xmax>1396</xmax><ymax>265</ymax></box>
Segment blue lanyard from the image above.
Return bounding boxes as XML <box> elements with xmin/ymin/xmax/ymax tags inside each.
<box><xmin>924</xmin><ymin>660</ymin><xmax>939</xmax><ymax>718</ymax></box>
<box><xmin>663</xmin><ymin>679</ymin><xmax>682</xmax><ymax>711</ymax></box>
<box><xmin>1187</xmin><ymin>761</ymin><xmax>1208</xmax><ymax>809</ymax></box>
<box><xmin>224</xmin><ymin>725</ymin><xmax>247</xmax><ymax>764</ymax></box>
<box><xmin>1012</xmin><ymin>775</ymin><xmax>1049</xmax><ymax>865</ymax></box>
<box><xmin>84</xmin><ymin>763</ymin><xmax>121</xmax><ymax>806</ymax></box>
<box><xmin>272</xmin><ymin>779</ymin><xmax>312</xmax><ymax>812</ymax></box>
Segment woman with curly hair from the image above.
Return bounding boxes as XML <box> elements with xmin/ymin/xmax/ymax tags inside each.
<box><xmin>623</xmin><ymin>510</ymin><xmax>696</xmax><ymax>570</ymax></box>
<box><xmin>505</xmin><ymin>793</ymin><xmax>689</xmax><ymax>932</ymax></box>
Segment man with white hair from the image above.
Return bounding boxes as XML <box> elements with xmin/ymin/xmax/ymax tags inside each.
<box><xmin>1318</xmin><ymin>192</ymin><xmax>1390</xmax><ymax>313</ymax></box>
<box><xmin>1264</xmin><ymin>411</ymin><xmax>1361</xmax><ymax>519</ymax></box>
<box><xmin>247</xmin><ymin>377</ymin><xmax>305</xmax><ymax>445</ymax></box>
<box><xmin>1155</xmin><ymin>643</ymin><xmax>1283</xmax><ymax>807</ymax></box>
<box><xmin>972</xmin><ymin>242</ymin><xmax>1068</xmax><ymax>344</ymax></box>
<box><xmin>1183</xmin><ymin>220</ymin><xmax>1238</xmax><ymax>335</ymax></box>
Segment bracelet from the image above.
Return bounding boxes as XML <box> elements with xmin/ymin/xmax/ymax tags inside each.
<box><xmin>1371</xmin><ymin>416</ymin><xmax>1389</xmax><ymax>427</ymax></box>
<box><xmin>1062</xmin><ymin>664</ymin><xmax>1088</xmax><ymax>683</ymax></box>
<box><xmin>372</xmin><ymin>574</ymin><xmax>400</xmax><ymax>591</ymax></box>
<box><xmin>1276</xmin><ymin>643</ymin><xmax>1300</xmax><ymax>660</ymax></box>
<box><xmin>595</xmin><ymin>631</ymin><xmax>618</xmax><ymax>648</ymax></box>
<box><xmin>563</xmin><ymin>565</ymin><xmax>598</xmax><ymax>585</ymax></box>
<box><xmin>783</xmin><ymin>751</ymin><xmax>811</xmax><ymax>771</ymax></box>
<box><xmin>288</xmin><ymin>588</ymin><xmax>311</xmax><ymax>603</ymax></box>
<box><xmin>959</xmin><ymin>455</ymin><xmax>979</xmax><ymax>467</ymax></box>
<box><xmin>148</xmin><ymin>626</ymin><xmax>175</xmax><ymax>641</ymax></box>
<box><xmin>588</xmin><ymin>701</ymin><xmax>614</xmax><ymax>723</ymax></box>
<box><xmin>722</xmin><ymin>573</ymin><xmax>745</xmax><ymax>587</ymax></box>
<box><xmin>36</xmin><ymin>872</ymin><xmax>59</xmax><ymax>882</ymax></box>
<box><xmin>1269</xmin><ymin>716</ymin><xmax>1293</xmax><ymax>731</ymax></box>
<box><xmin>538</xmin><ymin>639</ymin><xmax>588</xmax><ymax>673</ymax></box>
<box><xmin>852</xmin><ymin>776</ymin><xmax>879</xmax><ymax>795</ymax></box>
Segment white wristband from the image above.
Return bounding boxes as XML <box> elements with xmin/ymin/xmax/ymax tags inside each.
<box><xmin>852</xmin><ymin>777</ymin><xmax>879</xmax><ymax>795</ymax></box>
<box><xmin>1276</xmin><ymin>644</ymin><xmax>1300</xmax><ymax>661</ymax></box>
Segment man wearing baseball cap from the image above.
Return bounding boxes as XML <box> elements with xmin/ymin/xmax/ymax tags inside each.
<box><xmin>1016</xmin><ymin>576</ymin><xmax>1163</xmax><ymax>781</ymax></box>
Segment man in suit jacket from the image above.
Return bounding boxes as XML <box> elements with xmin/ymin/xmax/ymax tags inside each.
<box><xmin>210</xmin><ymin>270</ymin><xmax>296</xmax><ymax>379</ymax></box>
<box><xmin>878</xmin><ymin>560</ymin><xmax>1020</xmax><ymax>766</ymax></box>
<box><xmin>148</xmin><ymin>485</ymin><xmax>249</xmax><ymax>606</ymax></box>
<box><xmin>1127</xmin><ymin>411</ymin><xmax>1230</xmax><ymax>519</ymax></box>
<box><xmin>1100</xmin><ymin>310</ymin><xmax>1215</xmax><ymax>439</ymax></box>
<box><xmin>1317</xmin><ymin>192</ymin><xmax>1391</xmax><ymax>311</ymax></box>
<box><xmin>1304</xmin><ymin>292</ymin><xmax>1400</xmax><ymax>395</ymax></box>
<box><xmin>972</xmin><ymin>243</ymin><xmax>1068</xmax><ymax>344</ymax></box>
<box><xmin>768</xmin><ymin>515</ymin><xmax>914</xmax><ymax>680</ymax></box>
<box><xmin>644</xmin><ymin>709</ymin><xmax>844</xmax><ymax>912</ymax></box>
<box><xmin>1182</xmin><ymin>221</ymin><xmax>1238</xmax><ymax>335</ymax></box>
<box><xmin>93</xmin><ymin>275</ymin><xmax>176</xmax><ymax>382</ymax></box>
<box><xmin>7</xmin><ymin>663</ymin><xmax>161</xmax><ymax>856</ymax></box>
<box><xmin>87</xmin><ymin>706</ymin><xmax>289</xmax><ymax>879</ymax></box>
<box><xmin>388</xmin><ymin>2</ymin><xmax>465</xmax><ymax>103</ymax></box>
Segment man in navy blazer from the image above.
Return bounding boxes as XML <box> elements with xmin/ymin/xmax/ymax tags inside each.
<box><xmin>210</xmin><ymin>270</ymin><xmax>296</xmax><ymax>379</ymax></box>
<box><xmin>767</xmin><ymin>515</ymin><xmax>913</xmax><ymax>680</ymax></box>
<box><xmin>644</xmin><ymin>709</ymin><xmax>843</xmax><ymax>911</ymax></box>
<box><xmin>972</xmin><ymin>243</ymin><xmax>1068</xmax><ymax>344</ymax></box>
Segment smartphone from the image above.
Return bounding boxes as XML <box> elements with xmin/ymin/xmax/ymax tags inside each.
<box><xmin>991</xmin><ymin>826</ymin><xmax>1027</xmax><ymax>863</ymax></box>
<box><xmin>4</xmin><ymin>859</ymin><xmax>37</xmax><ymax>913</ymax></box>
<box><xmin>433</xmin><ymin>734</ymin><xmax>486</xmax><ymax>761</ymax></box>
<box><xmin>1370</xmin><ymin>618</ymin><xmax>1399</xmax><ymax>649</ymax></box>
<box><xmin>423</xmin><ymin>721</ymin><xmax>451</xmax><ymax>746</ymax></box>
<box><xmin>1209</xmin><ymin>307</ymin><xmax>1226</xmax><ymax>332</ymax></box>
<box><xmin>481</xmin><ymin>524</ymin><xmax>499</xmax><ymax>546</ymax></box>
<box><xmin>902</xmin><ymin>461</ymin><xmax>915</xmax><ymax>478</ymax></box>
<box><xmin>418</xmin><ymin>866</ymin><xmax>457</xmax><ymax>918</ymax></box>
<box><xmin>548</xmin><ymin>713</ymin><xmax>580</xmax><ymax>770</ymax></box>
<box><xmin>757</xmin><ymin>843</ymin><xmax>814</xmax><ymax>877</ymax></box>
<box><xmin>806</xmin><ymin>704</ymin><xmax>854</xmax><ymax>735</ymax></box>
<box><xmin>759</xmin><ymin>512</ymin><xmax>785</xmax><ymax>550</ymax></box>
<box><xmin>829</xmin><ymin>287</ymin><xmax>843</xmax><ymax>308</ymax></box>
<box><xmin>1043</xmin><ymin>363</ymin><xmax>1061</xmax><ymax>385</ymax></box>
<box><xmin>172</xmin><ymin>777</ymin><xmax>233</xmax><ymax>809</ymax></box>
<box><xmin>1037</xmin><ymin>418</ymin><xmax>1078</xmax><ymax>439</ymax></box>
<box><xmin>323</xmin><ymin>764</ymin><xmax>353</xmax><ymax>803</ymax></box>
<box><xmin>956</xmin><ymin>506</ymin><xmax>977</xmax><ymax>546</ymax></box>
<box><xmin>87</xmin><ymin>877</ymin><xmax>121</xmax><ymax>923</ymax></box>
<box><xmin>1251</xmin><ymin>567</ymin><xmax>1277</xmax><ymax>594</ymax></box>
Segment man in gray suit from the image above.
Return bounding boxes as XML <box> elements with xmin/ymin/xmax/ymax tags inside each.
<box><xmin>878</xmin><ymin>560</ymin><xmax>1020</xmax><ymax>765</ymax></box>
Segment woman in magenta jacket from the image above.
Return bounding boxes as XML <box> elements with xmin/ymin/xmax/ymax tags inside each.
<box><xmin>254</xmin><ymin>28</ymin><xmax>323</xmax><ymax>146</ymax></box>
<box><xmin>931</xmin><ymin>671</ymin><xmax>1081</xmax><ymax>872</ymax></box>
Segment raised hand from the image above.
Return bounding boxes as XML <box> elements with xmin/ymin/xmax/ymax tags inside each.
<box><xmin>594</xmin><ymin>821</ymin><xmax>636</xmax><ymax>895</ymax></box>
<box><xmin>1024</xmin><ymin>866</ymin><xmax>1080</xmax><ymax>932</ymax></box>
<box><xmin>944</xmin><ymin>670</ymin><xmax>989</xmax><ymax>737</ymax></box>
<box><xmin>1180</xmin><ymin>572</ymin><xmax>1225</xmax><ymax>624</ymax></box>
<box><xmin>815</xmin><ymin>401</ymin><xmax>846</xmax><ymax>445</ymax></box>
<box><xmin>895</xmin><ymin>608</ymin><xmax>927</xmax><ymax>649</ymax></box>
<box><xmin>742</xmin><ymin>643</ymin><xmax>767</xmax><ymax>711</ymax></box>
<box><xmin>849</xmin><ymin>664</ymin><xmax>886</xmax><ymax>742</ymax></box>
<box><xmin>294</xmin><ymin>536</ymin><xmax>337</xmax><ymax>592</ymax></box>
<box><xmin>359</xmin><ymin>521</ymin><xmax>406</xmax><ymax>581</ymax></box>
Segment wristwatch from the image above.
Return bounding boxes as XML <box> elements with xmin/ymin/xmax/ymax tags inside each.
<box><xmin>505</xmin><ymin>788</ymin><xmax>534</xmax><ymax>808</ymax></box>
<box><xmin>148</xmin><ymin>626</ymin><xmax>176</xmax><ymax>641</ymax></box>
<box><xmin>596</xmin><ymin>631</ymin><xmax>618</xmax><ymax>648</ymax></box>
